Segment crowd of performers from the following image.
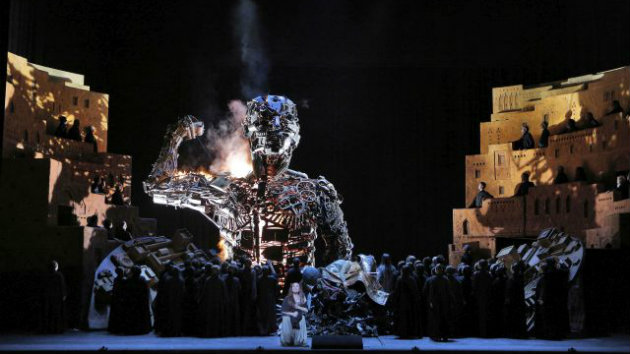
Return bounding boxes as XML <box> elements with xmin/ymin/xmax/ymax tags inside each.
<box><xmin>383</xmin><ymin>250</ymin><xmax>575</xmax><ymax>342</ymax></box>
<box><xmin>37</xmin><ymin>250</ymin><xmax>578</xmax><ymax>344</ymax></box>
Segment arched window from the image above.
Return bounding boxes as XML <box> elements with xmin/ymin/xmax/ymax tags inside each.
<box><xmin>583</xmin><ymin>200</ymin><xmax>589</xmax><ymax>218</ymax></box>
<box><xmin>544</xmin><ymin>198</ymin><xmax>550</xmax><ymax>214</ymax></box>
<box><xmin>556</xmin><ymin>197</ymin><xmax>561</xmax><ymax>214</ymax></box>
<box><xmin>534</xmin><ymin>199</ymin><xmax>540</xmax><ymax>215</ymax></box>
<box><xmin>565</xmin><ymin>196</ymin><xmax>571</xmax><ymax>213</ymax></box>
<box><xmin>463</xmin><ymin>220</ymin><xmax>469</xmax><ymax>235</ymax></box>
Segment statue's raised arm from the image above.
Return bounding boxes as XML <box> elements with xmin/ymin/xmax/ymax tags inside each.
<box><xmin>144</xmin><ymin>115</ymin><xmax>205</xmax><ymax>188</ymax></box>
<box><xmin>142</xmin><ymin>116</ymin><xmax>243</xmax><ymax>250</ymax></box>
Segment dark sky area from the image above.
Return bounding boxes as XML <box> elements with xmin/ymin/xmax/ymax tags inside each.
<box><xmin>5</xmin><ymin>0</ymin><xmax>630</xmax><ymax>261</ymax></box>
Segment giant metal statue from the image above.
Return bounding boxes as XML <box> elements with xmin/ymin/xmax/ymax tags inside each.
<box><xmin>143</xmin><ymin>95</ymin><xmax>353</xmax><ymax>266</ymax></box>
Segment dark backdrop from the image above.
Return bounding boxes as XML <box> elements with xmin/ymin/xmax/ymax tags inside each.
<box><xmin>7</xmin><ymin>0</ymin><xmax>630</xmax><ymax>262</ymax></box>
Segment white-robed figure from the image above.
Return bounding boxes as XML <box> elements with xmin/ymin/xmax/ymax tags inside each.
<box><xmin>280</xmin><ymin>282</ymin><xmax>308</xmax><ymax>346</ymax></box>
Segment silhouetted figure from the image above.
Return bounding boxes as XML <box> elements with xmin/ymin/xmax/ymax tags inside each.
<box><xmin>469</xmin><ymin>182</ymin><xmax>493</xmax><ymax>208</ymax></box>
<box><xmin>513</xmin><ymin>123</ymin><xmax>534</xmax><ymax>150</ymax></box>
<box><xmin>39</xmin><ymin>260</ymin><xmax>66</xmax><ymax>334</ymax></box>
<box><xmin>108</xmin><ymin>267</ymin><xmax>126</xmax><ymax>334</ymax></box>
<box><xmin>224</xmin><ymin>264</ymin><xmax>242</xmax><ymax>336</ymax></box>
<box><xmin>553</xmin><ymin>166</ymin><xmax>569</xmax><ymax>184</ymax></box>
<box><xmin>84</xmin><ymin>126</ymin><xmax>97</xmax><ymax>152</ymax></box>
<box><xmin>424</xmin><ymin>264</ymin><xmax>451</xmax><ymax>341</ymax></box>
<box><xmin>116</xmin><ymin>221</ymin><xmax>133</xmax><ymax>242</ymax></box>
<box><xmin>111</xmin><ymin>185</ymin><xmax>125</xmax><ymax>205</ymax></box>
<box><xmin>538</xmin><ymin>121</ymin><xmax>550</xmax><ymax>148</ymax></box>
<box><xmin>614</xmin><ymin>175</ymin><xmax>629</xmax><ymax>200</ymax></box>
<box><xmin>256</xmin><ymin>265</ymin><xmax>279</xmax><ymax>336</ymax></box>
<box><xmin>67</xmin><ymin>119</ymin><xmax>82</xmax><ymax>141</ymax></box>
<box><xmin>413</xmin><ymin>261</ymin><xmax>427</xmax><ymax>337</ymax></box>
<box><xmin>488</xmin><ymin>265</ymin><xmax>507</xmax><ymax>337</ymax></box>
<box><xmin>582</xmin><ymin>112</ymin><xmax>601</xmax><ymax>128</ymax></box>
<box><xmin>472</xmin><ymin>259</ymin><xmax>492</xmax><ymax>337</ymax></box>
<box><xmin>535</xmin><ymin>258</ymin><xmax>567</xmax><ymax>340</ymax></box>
<box><xmin>377</xmin><ymin>253</ymin><xmax>397</xmax><ymax>293</ymax></box>
<box><xmin>283</xmin><ymin>258</ymin><xmax>302</xmax><ymax>296</ymax></box>
<box><xmin>514</xmin><ymin>172</ymin><xmax>535</xmax><ymax>196</ymax></box>
<box><xmin>560</xmin><ymin>111</ymin><xmax>577</xmax><ymax>134</ymax></box>
<box><xmin>54</xmin><ymin>116</ymin><xmax>68</xmax><ymax>138</ymax></box>
<box><xmin>446</xmin><ymin>265</ymin><xmax>464</xmax><ymax>338</ymax></box>
<box><xmin>107</xmin><ymin>173</ymin><xmax>116</xmax><ymax>189</ymax></box>
<box><xmin>91</xmin><ymin>175</ymin><xmax>104</xmax><ymax>194</ymax></box>
<box><xmin>393</xmin><ymin>264</ymin><xmax>421</xmax><ymax>338</ymax></box>
<box><xmin>154</xmin><ymin>263</ymin><xmax>184</xmax><ymax>337</ymax></box>
<box><xmin>181</xmin><ymin>262</ymin><xmax>199</xmax><ymax>336</ymax></box>
<box><xmin>460</xmin><ymin>245</ymin><xmax>474</xmax><ymax>266</ymax></box>
<box><xmin>200</xmin><ymin>265</ymin><xmax>228</xmax><ymax>337</ymax></box>
<box><xmin>607</xmin><ymin>100</ymin><xmax>624</xmax><ymax>115</ymax></box>
<box><xmin>457</xmin><ymin>264</ymin><xmax>475</xmax><ymax>337</ymax></box>
<box><xmin>574</xmin><ymin>167</ymin><xmax>587</xmax><ymax>183</ymax></box>
<box><xmin>505</xmin><ymin>262</ymin><xmax>526</xmax><ymax>338</ymax></box>
<box><xmin>238</xmin><ymin>258</ymin><xmax>257</xmax><ymax>335</ymax></box>
<box><xmin>124</xmin><ymin>266</ymin><xmax>151</xmax><ymax>334</ymax></box>
<box><xmin>422</xmin><ymin>257</ymin><xmax>432</xmax><ymax>277</ymax></box>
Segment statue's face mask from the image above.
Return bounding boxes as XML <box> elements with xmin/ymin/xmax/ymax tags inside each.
<box><xmin>243</xmin><ymin>95</ymin><xmax>301</xmax><ymax>178</ymax></box>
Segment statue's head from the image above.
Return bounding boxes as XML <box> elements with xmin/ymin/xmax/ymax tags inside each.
<box><xmin>243</xmin><ymin>95</ymin><xmax>301</xmax><ymax>178</ymax></box>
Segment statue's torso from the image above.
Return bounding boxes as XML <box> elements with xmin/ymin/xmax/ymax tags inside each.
<box><xmin>223</xmin><ymin>171</ymin><xmax>323</xmax><ymax>263</ymax></box>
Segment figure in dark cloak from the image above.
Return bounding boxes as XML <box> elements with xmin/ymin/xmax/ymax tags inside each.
<box><xmin>224</xmin><ymin>264</ymin><xmax>242</xmax><ymax>336</ymax></box>
<box><xmin>556</xmin><ymin>262</ymin><xmax>570</xmax><ymax>338</ymax></box>
<box><xmin>488</xmin><ymin>264</ymin><xmax>507</xmax><ymax>337</ymax></box>
<box><xmin>460</xmin><ymin>245</ymin><xmax>474</xmax><ymax>266</ymax></box>
<box><xmin>153</xmin><ymin>263</ymin><xmax>184</xmax><ymax>337</ymax></box>
<box><xmin>377</xmin><ymin>253</ymin><xmax>398</xmax><ymax>293</ymax></box>
<box><xmin>181</xmin><ymin>261</ymin><xmax>199</xmax><ymax>336</ymax></box>
<box><xmin>256</xmin><ymin>265</ymin><xmax>279</xmax><ymax>336</ymax></box>
<box><xmin>424</xmin><ymin>264</ymin><xmax>451</xmax><ymax>342</ymax></box>
<box><xmin>422</xmin><ymin>257</ymin><xmax>432</xmax><ymax>277</ymax></box>
<box><xmin>199</xmin><ymin>265</ymin><xmax>228</xmax><ymax>337</ymax></box>
<box><xmin>84</xmin><ymin>126</ymin><xmax>98</xmax><ymax>152</ymax></box>
<box><xmin>580</xmin><ymin>112</ymin><xmax>601</xmax><ymax>128</ymax></box>
<box><xmin>445</xmin><ymin>265</ymin><xmax>464</xmax><ymax>338</ymax></box>
<box><xmin>283</xmin><ymin>258</ymin><xmax>302</xmax><ymax>296</ymax></box>
<box><xmin>514</xmin><ymin>172</ymin><xmax>535</xmax><ymax>196</ymax></box>
<box><xmin>457</xmin><ymin>264</ymin><xmax>475</xmax><ymax>337</ymax></box>
<box><xmin>392</xmin><ymin>264</ymin><xmax>421</xmax><ymax>339</ymax></box>
<box><xmin>535</xmin><ymin>260</ymin><xmax>554</xmax><ymax>339</ymax></box>
<box><xmin>54</xmin><ymin>116</ymin><xmax>68</xmax><ymax>138</ymax></box>
<box><xmin>469</xmin><ymin>182</ymin><xmax>493</xmax><ymax>208</ymax></box>
<box><xmin>413</xmin><ymin>261</ymin><xmax>427</xmax><ymax>337</ymax></box>
<box><xmin>39</xmin><ymin>260</ymin><xmax>66</xmax><ymax>334</ymax></box>
<box><xmin>123</xmin><ymin>266</ymin><xmax>151</xmax><ymax>335</ymax></box>
<box><xmin>107</xmin><ymin>267</ymin><xmax>126</xmax><ymax>334</ymax></box>
<box><xmin>574</xmin><ymin>167</ymin><xmax>587</xmax><ymax>182</ymax></box>
<box><xmin>116</xmin><ymin>221</ymin><xmax>132</xmax><ymax>241</ymax></box>
<box><xmin>560</xmin><ymin>111</ymin><xmax>578</xmax><ymax>134</ymax></box>
<box><xmin>614</xmin><ymin>175</ymin><xmax>629</xmax><ymax>200</ymax></box>
<box><xmin>538</xmin><ymin>121</ymin><xmax>550</xmax><ymax>148</ymax></box>
<box><xmin>472</xmin><ymin>259</ymin><xmax>492</xmax><ymax>337</ymax></box>
<box><xmin>238</xmin><ymin>258</ymin><xmax>257</xmax><ymax>335</ymax></box>
<box><xmin>607</xmin><ymin>100</ymin><xmax>624</xmax><ymax>115</ymax></box>
<box><xmin>67</xmin><ymin>118</ymin><xmax>82</xmax><ymax>141</ymax></box>
<box><xmin>513</xmin><ymin>123</ymin><xmax>534</xmax><ymax>150</ymax></box>
<box><xmin>553</xmin><ymin>166</ymin><xmax>569</xmax><ymax>184</ymax></box>
<box><xmin>504</xmin><ymin>261</ymin><xmax>526</xmax><ymax>338</ymax></box>
<box><xmin>111</xmin><ymin>185</ymin><xmax>125</xmax><ymax>205</ymax></box>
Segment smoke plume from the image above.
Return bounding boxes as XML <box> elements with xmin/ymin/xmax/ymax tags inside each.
<box><xmin>234</xmin><ymin>0</ymin><xmax>268</xmax><ymax>99</ymax></box>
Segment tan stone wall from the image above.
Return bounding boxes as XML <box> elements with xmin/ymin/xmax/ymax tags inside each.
<box><xmin>483</xmin><ymin>67</ymin><xmax>630</xmax><ymax>153</ymax></box>
<box><xmin>4</xmin><ymin>52</ymin><xmax>109</xmax><ymax>158</ymax></box>
<box><xmin>466</xmin><ymin>113</ymin><xmax>629</xmax><ymax>206</ymax></box>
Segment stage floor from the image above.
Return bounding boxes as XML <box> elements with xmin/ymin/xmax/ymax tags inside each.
<box><xmin>0</xmin><ymin>331</ymin><xmax>628</xmax><ymax>353</ymax></box>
